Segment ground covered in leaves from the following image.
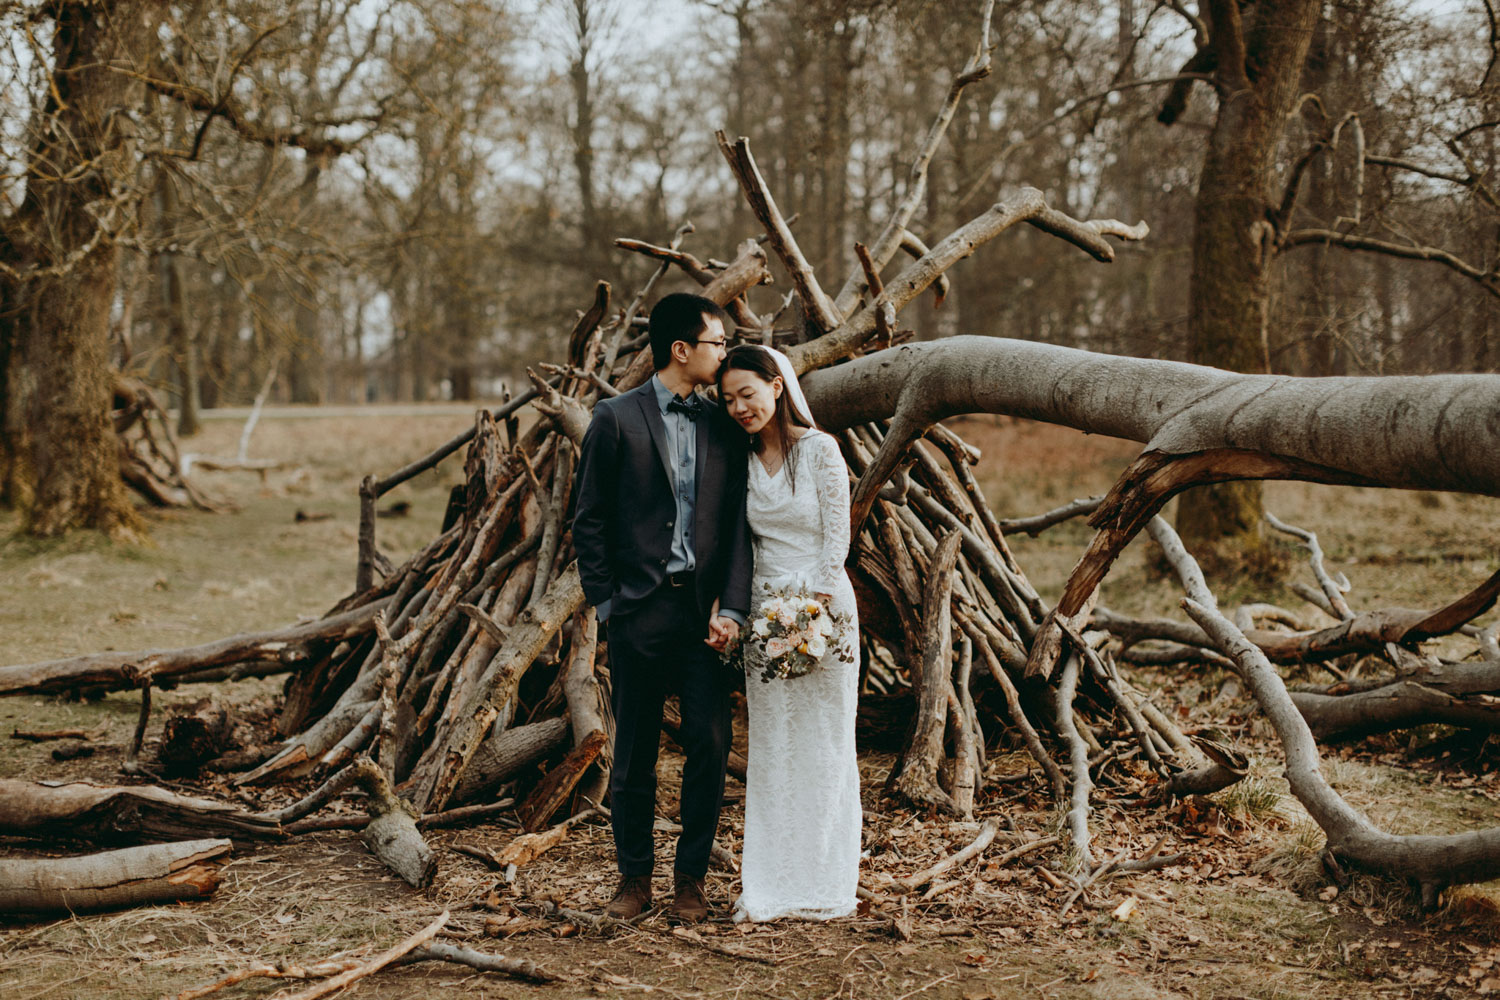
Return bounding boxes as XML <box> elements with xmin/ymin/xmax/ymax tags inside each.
<box><xmin>3</xmin><ymin>408</ymin><xmax>1500</xmax><ymax>999</ymax></box>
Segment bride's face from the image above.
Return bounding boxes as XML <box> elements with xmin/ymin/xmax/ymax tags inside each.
<box><xmin>721</xmin><ymin>367</ymin><xmax>783</xmax><ymax>437</ymax></box>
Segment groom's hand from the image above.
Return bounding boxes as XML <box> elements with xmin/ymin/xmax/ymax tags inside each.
<box><xmin>705</xmin><ymin>615</ymin><xmax>739</xmax><ymax>651</ymax></box>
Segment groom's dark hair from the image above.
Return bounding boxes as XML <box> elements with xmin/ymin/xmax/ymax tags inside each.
<box><xmin>649</xmin><ymin>293</ymin><xmax>732</xmax><ymax>370</ymax></box>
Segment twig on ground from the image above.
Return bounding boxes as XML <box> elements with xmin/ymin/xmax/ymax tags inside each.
<box><xmin>271</xmin><ymin>910</ymin><xmax>448</xmax><ymax>1000</ymax></box>
<box><xmin>895</xmin><ymin>819</ymin><xmax>999</xmax><ymax>891</ymax></box>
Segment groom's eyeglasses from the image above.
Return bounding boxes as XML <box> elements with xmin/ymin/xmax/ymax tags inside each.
<box><xmin>694</xmin><ymin>339</ymin><xmax>728</xmax><ymax>348</ymax></box>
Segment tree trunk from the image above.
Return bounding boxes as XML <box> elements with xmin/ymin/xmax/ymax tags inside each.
<box><xmin>0</xmin><ymin>3</ymin><xmax>157</xmax><ymax>539</ymax></box>
<box><xmin>1176</xmin><ymin>0</ymin><xmax>1320</xmax><ymax>562</ymax></box>
<box><xmin>154</xmin><ymin>138</ymin><xmax>200</xmax><ymax>437</ymax></box>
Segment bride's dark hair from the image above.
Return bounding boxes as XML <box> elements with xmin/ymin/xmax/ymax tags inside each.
<box><xmin>717</xmin><ymin>345</ymin><xmax>814</xmax><ymax>487</ymax></box>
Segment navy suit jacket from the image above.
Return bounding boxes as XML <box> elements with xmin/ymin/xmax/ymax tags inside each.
<box><xmin>572</xmin><ymin>380</ymin><xmax>752</xmax><ymax>623</ymax></box>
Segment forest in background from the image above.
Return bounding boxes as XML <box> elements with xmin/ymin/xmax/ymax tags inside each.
<box><xmin>3</xmin><ymin>0</ymin><xmax>1495</xmax><ymax>426</ymax></box>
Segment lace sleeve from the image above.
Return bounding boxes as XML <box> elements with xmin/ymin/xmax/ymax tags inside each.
<box><xmin>806</xmin><ymin>431</ymin><xmax>851</xmax><ymax>595</ymax></box>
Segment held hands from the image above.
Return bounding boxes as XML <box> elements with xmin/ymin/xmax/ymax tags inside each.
<box><xmin>705</xmin><ymin>598</ymin><xmax>739</xmax><ymax>651</ymax></box>
<box><xmin>706</xmin><ymin>615</ymin><xmax>740</xmax><ymax>652</ymax></box>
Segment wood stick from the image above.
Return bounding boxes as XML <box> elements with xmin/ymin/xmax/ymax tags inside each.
<box><xmin>285</xmin><ymin>798</ymin><xmax>516</xmax><ymax>835</ymax></box>
<box><xmin>1264</xmin><ymin>511</ymin><xmax>1354</xmax><ymax>619</ymax></box>
<box><xmin>830</xmin><ymin>0</ymin><xmax>996</xmax><ymax>317</ymax></box>
<box><xmin>895</xmin><ymin>819</ymin><xmax>999</xmax><ymax>891</ymax></box>
<box><xmin>175</xmin><ymin>959</ymin><xmax>364</xmax><ymax>1000</ymax></box>
<box><xmin>605</xmin><ymin>223</ymin><xmax>694</xmax><ymax>371</ymax></box>
<box><xmin>957</xmin><ymin>614</ymin><xmax>1066</xmax><ymax>800</ymax></box>
<box><xmin>998</xmin><ymin>495</ymin><xmax>1104</xmax><ymax>536</ymax></box>
<box><xmin>121</xmin><ymin>678</ymin><xmax>154</xmax><ymax>777</ymax></box>
<box><xmin>1055</xmin><ymin>651</ymin><xmax>1095</xmax><ymax>867</ymax></box>
<box><xmin>393</xmin><ymin>941</ymin><xmax>563</xmax><ymax>983</ymax></box>
<box><xmin>10</xmin><ymin>728</ymin><xmax>103</xmax><ymax>742</ymax></box>
<box><xmin>273</xmin><ymin>910</ymin><xmax>448</xmax><ymax>1000</ymax></box>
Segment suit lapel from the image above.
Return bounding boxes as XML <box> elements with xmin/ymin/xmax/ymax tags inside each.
<box><xmin>694</xmin><ymin>401</ymin><xmax>712</xmax><ymax>499</ymax></box>
<box><xmin>633</xmin><ymin>383</ymin><xmax>675</xmax><ymax>487</ymax></box>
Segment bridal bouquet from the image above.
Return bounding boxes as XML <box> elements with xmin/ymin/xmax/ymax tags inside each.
<box><xmin>723</xmin><ymin>583</ymin><xmax>852</xmax><ymax>683</ymax></box>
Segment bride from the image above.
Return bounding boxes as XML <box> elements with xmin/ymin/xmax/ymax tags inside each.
<box><xmin>716</xmin><ymin>344</ymin><xmax>861</xmax><ymax>922</ymax></box>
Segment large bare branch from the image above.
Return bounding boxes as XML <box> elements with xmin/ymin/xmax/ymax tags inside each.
<box><xmin>789</xmin><ymin>196</ymin><xmax>1147</xmax><ymax>372</ymax></box>
<box><xmin>715</xmin><ymin>131</ymin><xmax>841</xmax><ymax>334</ymax></box>
<box><xmin>831</xmin><ymin>0</ymin><xmax>996</xmax><ymax>316</ymax></box>
<box><xmin>1151</xmin><ymin>517</ymin><xmax>1500</xmax><ymax>906</ymax></box>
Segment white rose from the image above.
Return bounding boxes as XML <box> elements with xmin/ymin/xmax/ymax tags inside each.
<box><xmin>752</xmin><ymin>617</ymin><xmax>772</xmax><ymax>638</ymax></box>
<box><xmin>806</xmin><ymin>634</ymin><xmax>827</xmax><ymax>658</ymax></box>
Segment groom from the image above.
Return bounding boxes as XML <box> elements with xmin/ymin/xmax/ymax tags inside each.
<box><xmin>572</xmin><ymin>292</ymin><xmax>752</xmax><ymax>922</ymax></box>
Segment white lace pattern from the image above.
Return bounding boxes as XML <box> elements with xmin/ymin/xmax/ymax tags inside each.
<box><xmin>734</xmin><ymin>430</ymin><xmax>861</xmax><ymax>923</ymax></box>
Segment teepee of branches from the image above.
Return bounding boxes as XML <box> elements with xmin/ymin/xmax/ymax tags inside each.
<box><xmin>6</xmin><ymin>0</ymin><xmax>1500</xmax><ymax>908</ymax></box>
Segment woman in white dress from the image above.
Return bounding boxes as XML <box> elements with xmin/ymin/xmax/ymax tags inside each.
<box><xmin>716</xmin><ymin>345</ymin><xmax>861</xmax><ymax>922</ymax></box>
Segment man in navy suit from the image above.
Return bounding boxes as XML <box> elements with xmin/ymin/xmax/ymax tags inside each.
<box><xmin>572</xmin><ymin>292</ymin><xmax>752</xmax><ymax>922</ymax></box>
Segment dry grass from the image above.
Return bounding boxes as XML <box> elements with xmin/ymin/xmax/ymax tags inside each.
<box><xmin>3</xmin><ymin>408</ymin><xmax>1500</xmax><ymax>998</ymax></box>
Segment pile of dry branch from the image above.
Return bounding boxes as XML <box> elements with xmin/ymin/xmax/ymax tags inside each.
<box><xmin>5</xmin><ymin>3</ymin><xmax>1500</xmax><ymax>946</ymax></box>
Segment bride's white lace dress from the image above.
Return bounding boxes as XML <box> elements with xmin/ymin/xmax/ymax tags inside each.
<box><xmin>734</xmin><ymin>429</ymin><xmax>861</xmax><ymax>922</ymax></box>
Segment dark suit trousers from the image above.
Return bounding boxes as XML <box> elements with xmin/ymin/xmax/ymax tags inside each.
<box><xmin>606</xmin><ymin>583</ymin><xmax>731</xmax><ymax>879</ymax></box>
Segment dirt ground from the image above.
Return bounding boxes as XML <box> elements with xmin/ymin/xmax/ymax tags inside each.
<box><xmin>3</xmin><ymin>407</ymin><xmax>1500</xmax><ymax>1000</ymax></box>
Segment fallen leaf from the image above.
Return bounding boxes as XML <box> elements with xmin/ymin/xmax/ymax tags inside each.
<box><xmin>1111</xmin><ymin>897</ymin><xmax>1138</xmax><ymax>921</ymax></box>
<box><xmin>1318</xmin><ymin>885</ymin><xmax>1339</xmax><ymax>902</ymax></box>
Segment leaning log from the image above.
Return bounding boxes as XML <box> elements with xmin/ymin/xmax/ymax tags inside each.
<box><xmin>451</xmin><ymin>716</ymin><xmax>571</xmax><ymax>804</ymax></box>
<box><xmin>515</xmin><ymin>730</ymin><xmax>607</xmax><ymax>831</ymax></box>
<box><xmin>0</xmin><ymin>600</ymin><xmax>387</xmax><ymax>696</ymax></box>
<box><xmin>0</xmin><ymin>839</ymin><xmax>231</xmax><ymax>914</ymax></box>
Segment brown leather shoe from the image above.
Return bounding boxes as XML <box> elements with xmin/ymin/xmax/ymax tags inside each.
<box><xmin>669</xmin><ymin>872</ymin><xmax>709</xmax><ymax>924</ymax></box>
<box><xmin>605</xmin><ymin>875</ymin><xmax>653</xmax><ymax>920</ymax></box>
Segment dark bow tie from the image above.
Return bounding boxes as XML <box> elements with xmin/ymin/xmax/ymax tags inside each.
<box><xmin>667</xmin><ymin>394</ymin><xmax>703</xmax><ymax>421</ymax></box>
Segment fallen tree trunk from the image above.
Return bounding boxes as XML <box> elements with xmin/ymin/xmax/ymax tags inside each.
<box><xmin>0</xmin><ymin>838</ymin><xmax>230</xmax><ymax>914</ymax></box>
<box><xmin>0</xmin><ymin>779</ymin><xmax>281</xmax><ymax>844</ymax></box>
